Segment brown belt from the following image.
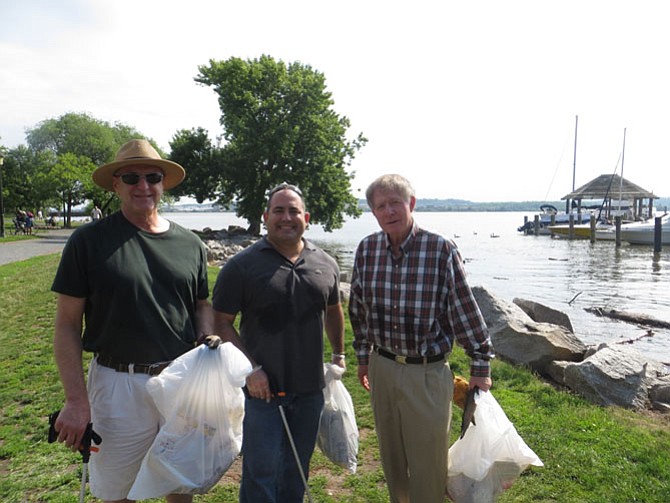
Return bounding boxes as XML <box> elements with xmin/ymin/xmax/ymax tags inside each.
<box><xmin>96</xmin><ymin>355</ymin><xmax>170</xmax><ymax>376</ymax></box>
<box><xmin>375</xmin><ymin>346</ymin><xmax>447</xmax><ymax>365</ymax></box>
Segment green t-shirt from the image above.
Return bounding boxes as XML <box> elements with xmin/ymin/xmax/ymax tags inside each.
<box><xmin>52</xmin><ymin>212</ymin><xmax>209</xmax><ymax>363</ymax></box>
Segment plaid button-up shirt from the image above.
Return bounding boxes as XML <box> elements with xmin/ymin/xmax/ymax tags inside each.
<box><xmin>349</xmin><ymin>222</ymin><xmax>494</xmax><ymax>377</ymax></box>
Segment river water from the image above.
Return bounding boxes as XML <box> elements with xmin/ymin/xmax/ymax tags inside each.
<box><xmin>164</xmin><ymin>211</ymin><xmax>670</xmax><ymax>363</ymax></box>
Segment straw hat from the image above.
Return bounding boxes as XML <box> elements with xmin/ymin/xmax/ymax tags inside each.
<box><xmin>92</xmin><ymin>139</ymin><xmax>185</xmax><ymax>191</ymax></box>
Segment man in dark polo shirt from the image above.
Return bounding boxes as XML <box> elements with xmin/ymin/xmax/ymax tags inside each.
<box><xmin>212</xmin><ymin>182</ymin><xmax>346</xmax><ymax>503</ymax></box>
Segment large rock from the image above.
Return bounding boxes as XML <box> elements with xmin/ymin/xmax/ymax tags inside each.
<box><xmin>563</xmin><ymin>345</ymin><xmax>670</xmax><ymax>410</ymax></box>
<box><xmin>472</xmin><ymin>286</ymin><xmax>587</xmax><ymax>374</ymax></box>
<box><xmin>513</xmin><ymin>297</ymin><xmax>574</xmax><ymax>333</ymax></box>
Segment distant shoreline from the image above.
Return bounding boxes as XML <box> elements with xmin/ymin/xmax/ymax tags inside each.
<box><xmin>164</xmin><ymin>197</ymin><xmax>670</xmax><ymax>214</ymax></box>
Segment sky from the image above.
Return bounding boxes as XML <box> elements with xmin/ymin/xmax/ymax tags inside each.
<box><xmin>2</xmin><ymin>0</ymin><xmax>670</xmax><ymax>202</ymax></box>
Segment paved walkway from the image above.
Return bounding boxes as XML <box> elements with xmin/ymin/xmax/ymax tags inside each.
<box><xmin>0</xmin><ymin>228</ymin><xmax>74</xmax><ymax>266</ymax></box>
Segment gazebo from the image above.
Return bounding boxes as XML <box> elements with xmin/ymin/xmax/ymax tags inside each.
<box><xmin>562</xmin><ymin>174</ymin><xmax>657</xmax><ymax>220</ymax></box>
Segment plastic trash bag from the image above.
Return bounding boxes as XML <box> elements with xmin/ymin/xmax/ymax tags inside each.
<box><xmin>128</xmin><ymin>342</ymin><xmax>252</xmax><ymax>499</ymax></box>
<box><xmin>447</xmin><ymin>390</ymin><xmax>543</xmax><ymax>503</ymax></box>
<box><xmin>316</xmin><ymin>363</ymin><xmax>359</xmax><ymax>473</ymax></box>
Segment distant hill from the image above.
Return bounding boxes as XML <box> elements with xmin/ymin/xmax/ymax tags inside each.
<box><xmin>165</xmin><ymin>197</ymin><xmax>670</xmax><ymax>213</ymax></box>
<box><xmin>379</xmin><ymin>197</ymin><xmax>670</xmax><ymax>213</ymax></box>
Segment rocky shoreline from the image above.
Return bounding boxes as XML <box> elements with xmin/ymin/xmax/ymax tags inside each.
<box><xmin>194</xmin><ymin>226</ymin><xmax>260</xmax><ymax>268</ymax></box>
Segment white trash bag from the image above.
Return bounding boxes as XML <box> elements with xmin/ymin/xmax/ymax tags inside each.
<box><xmin>447</xmin><ymin>390</ymin><xmax>543</xmax><ymax>503</ymax></box>
<box><xmin>128</xmin><ymin>342</ymin><xmax>252</xmax><ymax>499</ymax></box>
<box><xmin>317</xmin><ymin>363</ymin><xmax>359</xmax><ymax>473</ymax></box>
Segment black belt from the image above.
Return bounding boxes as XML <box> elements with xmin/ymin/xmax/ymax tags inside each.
<box><xmin>96</xmin><ymin>355</ymin><xmax>170</xmax><ymax>376</ymax></box>
<box><xmin>375</xmin><ymin>346</ymin><xmax>446</xmax><ymax>365</ymax></box>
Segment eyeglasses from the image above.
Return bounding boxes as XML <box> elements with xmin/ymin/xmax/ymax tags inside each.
<box><xmin>268</xmin><ymin>182</ymin><xmax>303</xmax><ymax>197</ymax></box>
<box><xmin>113</xmin><ymin>173</ymin><xmax>164</xmax><ymax>185</ymax></box>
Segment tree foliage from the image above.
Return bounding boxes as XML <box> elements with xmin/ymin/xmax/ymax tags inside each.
<box><xmin>0</xmin><ymin>145</ymin><xmax>56</xmax><ymax>215</ymax></box>
<box><xmin>171</xmin><ymin>55</ymin><xmax>366</xmax><ymax>235</ymax></box>
<box><xmin>49</xmin><ymin>153</ymin><xmax>96</xmax><ymax>226</ymax></box>
<box><xmin>3</xmin><ymin>112</ymin><xmax>157</xmax><ymax>223</ymax></box>
<box><xmin>169</xmin><ymin>128</ymin><xmax>229</xmax><ymax>205</ymax></box>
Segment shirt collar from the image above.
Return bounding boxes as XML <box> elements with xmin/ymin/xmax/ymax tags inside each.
<box><xmin>384</xmin><ymin>220</ymin><xmax>418</xmax><ymax>254</ymax></box>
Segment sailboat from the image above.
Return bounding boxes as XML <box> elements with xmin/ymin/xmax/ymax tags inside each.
<box><xmin>549</xmin><ymin>127</ymin><xmax>635</xmax><ymax>240</ymax></box>
<box><xmin>519</xmin><ymin>115</ymin><xmax>591</xmax><ymax>235</ymax></box>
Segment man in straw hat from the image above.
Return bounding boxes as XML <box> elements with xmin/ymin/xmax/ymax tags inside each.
<box><xmin>51</xmin><ymin>139</ymin><xmax>213</xmax><ymax>502</ymax></box>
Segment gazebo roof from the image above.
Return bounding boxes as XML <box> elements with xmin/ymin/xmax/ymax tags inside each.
<box><xmin>561</xmin><ymin>174</ymin><xmax>657</xmax><ymax>201</ymax></box>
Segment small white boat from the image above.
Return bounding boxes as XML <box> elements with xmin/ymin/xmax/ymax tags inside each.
<box><xmin>619</xmin><ymin>213</ymin><xmax>670</xmax><ymax>245</ymax></box>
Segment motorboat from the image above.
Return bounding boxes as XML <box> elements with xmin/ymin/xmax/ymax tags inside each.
<box><xmin>547</xmin><ymin>219</ymin><xmax>609</xmax><ymax>239</ymax></box>
<box><xmin>518</xmin><ymin>204</ymin><xmax>592</xmax><ymax>235</ymax></box>
<box><xmin>619</xmin><ymin>213</ymin><xmax>670</xmax><ymax>245</ymax></box>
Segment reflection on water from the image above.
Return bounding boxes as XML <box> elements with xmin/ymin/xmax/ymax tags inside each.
<box><xmin>165</xmin><ymin>211</ymin><xmax>670</xmax><ymax>362</ymax></box>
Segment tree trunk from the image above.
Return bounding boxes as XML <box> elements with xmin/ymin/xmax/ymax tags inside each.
<box><xmin>247</xmin><ymin>219</ymin><xmax>261</xmax><ymax>236</ymax></box>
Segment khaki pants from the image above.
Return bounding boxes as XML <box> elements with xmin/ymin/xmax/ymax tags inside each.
<box><xmin>370</xmin><ymin>351</ymin><xmax>453</xmax><ymax>503</ymax></box>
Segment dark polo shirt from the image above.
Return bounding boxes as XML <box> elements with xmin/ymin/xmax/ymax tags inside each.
<box><xmin>212</xmin><ymin>237</ymin><xmax>340</xmax><ymax>394</ymax></box>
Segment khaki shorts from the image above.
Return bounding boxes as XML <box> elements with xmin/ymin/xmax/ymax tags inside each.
<box><xmin>87</xmin><ymin>359</ymin><xmax>162</xmax><ymax>500</ymax></box>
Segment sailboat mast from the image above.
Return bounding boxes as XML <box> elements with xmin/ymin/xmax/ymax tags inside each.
<box><xmin>572</xmin><ymin>115</ymin><xmax>578</xmax><ymax>192</ymax></box>
<box><xmin>619</xmin><ymin>128</ymin><xmax>626</xmax><ymax>213</ymax></box>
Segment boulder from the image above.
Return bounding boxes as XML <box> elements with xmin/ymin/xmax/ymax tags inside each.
<box><xmin>546</xmin><ymin>360</ymin><xmax>570</xmax><ymax>385</ymax></box>
<box><xmin>472</xmin><ymin>286</ymin><xmax>587</xmax><ymax>374</ymax></box>
<box><xmin>563</xmin><ymin>345</ymin><xmax>670</xmax><ymax>410</ymax></box>
<box><xmin>513</xmin><ymin>297</ymin><xmax>574</xmax><ymax>333</ymax></box>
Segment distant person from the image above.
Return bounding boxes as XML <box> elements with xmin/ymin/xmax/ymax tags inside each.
<box><xmin>14</xmin><ymin>209</ymin><xmax>26</xmax><ymax>234</ymax></box>
<box><xmin>51</xmin><ymin>139</ymin><xmax>213</xmax><ymax>502</ymax></box>
<box><xmin>37</xmin><ymin>209</ymin><xmax>43</xmax><ymax>222</ymax></box>
<box><xmin>212</xmin><ymin>182</ymin><xmax>346</xmax><ymax>503</ymax></box>
<box><xmin>91</xmin><ymin>205</ymin><xmax>102</xmax><ymax>221</ymax></box>
<box><xmin>25</xmin><ymin>211</ymin><xmax>34</xmax><ymax>234</ymax></box>
<box><xmin>349</xmin><ymin>174</ymin><xmax>494</xmax><ymax>503</ymax></box>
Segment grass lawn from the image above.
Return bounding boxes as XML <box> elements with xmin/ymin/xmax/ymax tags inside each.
<box><xmin>1</xmin><ymin>254</ymin><xmax>669</xmax><ymax>502</ymax></box>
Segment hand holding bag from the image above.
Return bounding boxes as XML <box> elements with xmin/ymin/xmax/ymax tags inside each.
<box><xmin>128</xmin><ymin>341</ymin><xmax>252</xmax><ymax>499</ymax></box>
<box><xmin>447</xmin><ymin>390</ymin><xmax>543</xmax><ymax>503</ymax></box>
<box><xmin>316</xmin><ymin>363</ymin><xmax>359</xmax><ymax>473</ymax></box>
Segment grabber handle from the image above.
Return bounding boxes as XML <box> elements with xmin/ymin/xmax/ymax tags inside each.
<box><xmin>47</xmin><ymin>410</ymin><xmax>102</xmax><ymax>462</ymax></box>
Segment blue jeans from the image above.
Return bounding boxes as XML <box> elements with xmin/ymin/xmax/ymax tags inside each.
<box><xmin>240</xmin><ymin>391</ymin><xmax>324</xmax><ymax>503</ymax></box>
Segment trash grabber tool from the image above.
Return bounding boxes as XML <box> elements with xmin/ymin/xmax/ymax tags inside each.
<box><xmin>277</xmin><ymin>394</ymin><xmax>314</xmax><ymax>503</ymax></box>
<box><xmin>48</xmin><ymin>410</ymin><xmax>102</xmax><ymax>503</ymax></box>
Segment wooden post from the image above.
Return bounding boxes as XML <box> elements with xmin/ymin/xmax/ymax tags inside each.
<box><xmin>533</xmin><ymin>215</ymin><xmax>539</xmax><ymax>236</ymax></box>
<box><xmin>654</xmin><ymin>216</ymin><xmax>662</xmax><ymax>252</ymax></box>
<box><xmin>569</xmin><ymin>213</ymin><xmax>575</xmax><ymax>240</ymax></box>
<box><xmin>615</xmin><ymin>216</ymin><xmax>622</xmax><ymax>247</ymax></box>
<box><xmin>589</xmin><ymin>213</ymin><xmax>596</xmax><ymax>243</ymax></box>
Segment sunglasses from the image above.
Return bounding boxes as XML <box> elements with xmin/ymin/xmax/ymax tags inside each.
<box><xmin>268</xmin><ymin>182</ymin><xmax>303</xmax><ymax>197</ymax></box>
<box><xmin>113</xmin><ymin>172</ymin><xmax>165</xmax><ymax>185</ymax></box>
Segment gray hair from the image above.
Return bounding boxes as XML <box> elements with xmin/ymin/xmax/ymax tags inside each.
<box><xmin>365</xmin><ymin>174</ymin><xmax>415</xmax><ymax>208</ymax></box>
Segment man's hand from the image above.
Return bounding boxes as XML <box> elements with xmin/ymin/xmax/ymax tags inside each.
<box><xmin>204</xmin><ymin>335</ymin><xmax>222</xmax><ymax>349</ymax></box>
<box><xmin>358</xmin><ymin>364</ymin><xmax>370</xmax><ymax>392</ymax></box>
<box><xmin>246</xmin><ymin>368</ymin><xmax>272</xmax><ymax>403</ymax></box>
<box><xmin>54</xmin><ymin>400</ymin><xmax>91</xmax><ymax>452</ymax></box>
<box><xmin>331</xmin><ymin>354</ymin><xmax>346</xmax><ymax>373</ymax></box>
<box><xmin>469</xmin><ymin>376</ymin><xmax>492</xmax><ymax>392</ymax></box>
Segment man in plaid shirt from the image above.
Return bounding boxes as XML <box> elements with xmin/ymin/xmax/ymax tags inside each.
<box><xmin>349</xmin><ymin>174</ymin><xmax>494</xmax><ymax>503</ymax></box>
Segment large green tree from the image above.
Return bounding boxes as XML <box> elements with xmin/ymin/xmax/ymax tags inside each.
<box><xmin>172</xmin><ymin>55</ymin><xmax>366</xmax><ymax>235</ymax></box>
<box><xmin>48</xmin><ymin>153</ymin><xmax>96</xmax><ymax>227</ymax></box>
<box><xmin>0</xmin><ymin>145</ymin><xmax>57</xmax><ymax>216</ymax></box>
